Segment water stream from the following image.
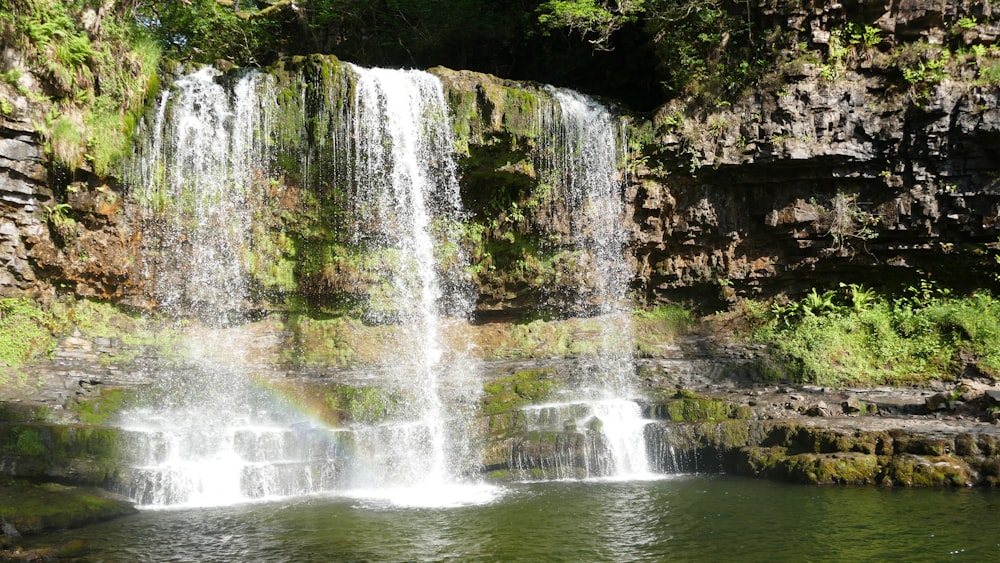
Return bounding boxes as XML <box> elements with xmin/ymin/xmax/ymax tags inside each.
<box><xmin>511</xmin><ymin>88</ymin><xmax>652</xmax><ymax>480</ymax></box>
<box><xmin>337</xmin><ymin>64</ymin><xmax>483</xmax><ymax>501</ymax></box>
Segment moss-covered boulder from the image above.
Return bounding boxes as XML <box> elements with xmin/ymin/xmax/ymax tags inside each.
<box><xmin>882</xmin><ymin>453</ymin><xmax>976</xmax><ymax>487</ymax></box>
<box><xmin>0</xmin><ymin>479</ymin><xmax>135</xmax><ymax>536</ymax></box>
<box><xmin>644</xmin><ymin>391</ymin><xmax>753</xmax><ymax>422</ymax></box>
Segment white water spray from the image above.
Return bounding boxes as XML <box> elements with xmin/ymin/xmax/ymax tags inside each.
<box><xmin>343</xmin><ymin>65</ymin><xmax>480</xmax><ymax>496</ymax></box>
<box><xmin>119</xmin><ymin>68</ymin><xmax>352</xmax><ymax>507</ymax></box>
<box><xmin>536</xmin><ymin>88</ymin><xmax>653</xmax><ymax>479</ymax></box>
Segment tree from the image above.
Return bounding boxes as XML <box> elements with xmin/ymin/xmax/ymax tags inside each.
<box><xmin>537</xmin><ymin>0</ymin><xmax>646</xmax><ymax>50</ymax></box>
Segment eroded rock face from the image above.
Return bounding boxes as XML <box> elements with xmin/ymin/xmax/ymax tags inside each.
<box><xmin>1</xmin><ymin>110</ymin><xmax>141</xmax><ymax>303</ymax></box>
<box><xmin>627</xmin><ymin>0</ymin><xmax>1000</xmax><ymax>305</ymax></box>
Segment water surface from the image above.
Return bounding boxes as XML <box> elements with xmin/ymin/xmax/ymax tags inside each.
<box><xmin>35</xmin><ymin>476</ymin><xmax>1000</xmax><ymax>561</ymax></box>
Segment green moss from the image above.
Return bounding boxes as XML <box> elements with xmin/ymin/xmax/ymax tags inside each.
<box><xmin>884</xmin><ymin>454</ymin><xmax>974</xmax><ymax>487</ymax></box>
<box><xmin>738</xmin><ymin>446</ymin><xmax>789</xmax><ymax>477</ymax></box>
<box><xmin>482</xmin><ymin>368</ymin><xmax>558</xmax><ymax>415</ymax></box>
<box><xmin>0</xmin><ymin>480</ymin><xmax>136</xmax><ymax>535</ymax></box>
<box><xmin>11</xmin><ymin>427</ymin><xmax>46</xmax><ymax>456</ymax></box>
<box><xmin>282</xmin><ymin>314</ymin><xmax>357</xmax><ymax>367</ymax></box>
<box><xmin>783</xmin><ymin>453</ymin><xmax>880</xmax><ymax>485</ymax></box>
<box><xmin>716</xmin><ymin>419</ymin><xmax>752</xmax><ymax>449</ymax></box>
<box><xmin>666</xmin><ymin>398</ymin><xmax>733</xmax><ymax>422</ymax></box>
<box><xmin>71</xmin><ymin>387</ymin><xmax>132</xmax><ymax>425</ymax></box>
<box><xmin>646</xmin><ymin>392</ymin><xmax>750</xmax><ymax>422</ymax></box>
<box><xmin>48</xmin><ymin>299</ymin><xmax>183</xmax><ymax>365</ymax></box>
<box><xmin>0</xmin><ymin>404</ymin><xmax>51</xmax><ymax>424</ymax></box>
<box><xmin>0</xmin><ymin>298</ymin><xmax>56</xmax><ymax>367</ymax></box>
<box><xmin>326</xmin><ymin>385</ymin><xmax>407</xmax><ymax>424</ymax></box>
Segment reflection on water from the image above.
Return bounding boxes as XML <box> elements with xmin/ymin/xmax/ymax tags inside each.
<box><xmin>33</xmin><ymin>476</ymin><xmax>1000</xmax><ymax>562</ymax></box>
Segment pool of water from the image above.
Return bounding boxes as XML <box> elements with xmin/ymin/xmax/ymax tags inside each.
<box><xmin>34</xmin><ymin>476</ymin><xmax>1000</xmax><ymax>561</ymax></box>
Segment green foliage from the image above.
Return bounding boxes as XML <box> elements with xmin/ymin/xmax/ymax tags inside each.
<box><xmin>843</xmin><ymin>22</ymin><xmax>882</xmax><ymax>48</ymax></box>
<box><xmin>43</xmin><ymin>201</ymin><xmax>75</xmax><ymax>229</ymax></box>
<box><xmin>957</xmin><ymin>16</ymin><xmax>978</xmax><ymax>31</ymax></box>
<box><xmin>45</xmin><ymin>114</ymin><xmax>85</xmax><ymax>169</ymax></box>
<box><xmin>134</xmin><ymin>0</ymin><xmax>274</xmax><ymax>65</ymax></box>
<box><xmin>813</xmin><ymin>193</ymin><xmax>879</xmax><ymax>254</ymax></box>
<box><xmin>898</xmin><ymin>43</ymin><xmax>951</xmax><ymax>98</ymax></box>
<box><xmin>642</xmin><ymin>0</ymin><xmax>765</xmax><ymax>100</ymax></box>
<box><xmin>0</xmin><ymin>298</ymin><xmax>55</xmax><ymax>367</ymax></box>
<box><xmin>5</xmin><ymin>0</ymin><xmax>161</xmax><ymax>176</ymax></box>
<box><xmin>819</xmin><ymin>23</ymin><xmax>880</xmax><ymax>80</ymax></box>
<box><xmin>537</xmin><ymin>0</ymin><xmax>646</xmax><ymax>50</ymax></box>
<box><xmin>978</xmin><ymin>61</ymin><xmax>1000</xmax><ymax>84</ymax></box>
<box><xmin>753</xmin><ymin>284</ymin><xmax>1000</xmax><ymax>386</ymax></box>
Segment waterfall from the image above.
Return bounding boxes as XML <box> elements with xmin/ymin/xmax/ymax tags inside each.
<box><xmin>506</xmin><ymin>399</ymin><xmax>652</xmax><ymax>480</ymax></box>
<box><xmin>117</xmin><ymin>65</ymin><xmax>487</xmax><ymax>508</ymax></box>
<box><xmin>530</xmin><ymin>88</ymin><xmax>653</xmax><ymax>479</ymax></box>
<box><xmin>342</xmin><ymin>65</ymin><xmax>480</xmax><ymax>496</ymax></box>
<box><xmin>118</xmin><ymin>68</ymin><xmax>352</xmax><ymax>507</ymax></box>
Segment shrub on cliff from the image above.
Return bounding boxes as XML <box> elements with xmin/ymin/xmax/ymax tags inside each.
<box><xmin>1</xmin><ymin>0</ymin><xmax>160</xmax><ymax>176</ymax></box>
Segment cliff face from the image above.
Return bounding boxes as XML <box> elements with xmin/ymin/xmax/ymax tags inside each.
<box><xmin>628</xmin><ymin>0</ymin><xmax>1000</xmax><ymax>305</ymax></box>
<box><xmin>0</xmin><ymin>106</ymin><xmax>139</xmax><ymax>304</ymax></box>
<box><xmin>2</xmin><ymin>1</ymin><xmax>1000</xmax><ymax>316</ymax></box>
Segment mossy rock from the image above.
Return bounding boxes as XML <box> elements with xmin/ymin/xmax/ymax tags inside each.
<box><xmin>646</xmin><ymin>395</ymin><xmax>749</xmax><ymax>422</ymax></box>
<box><xmin>325</xmin><ymin>385</ymin><xmax>407</xmax><ymax>425</ymax></box>
<box><xmin>71</xmin><ymin>387</ymin><xmax>134</xmax><ymax>425</ymax></box>
<box><xmin>481</xmin><ymin>368</ymin><xmax>558</xmax><ymax>415</ymax></box>
<box><xmin>883</xmin><ymin>453</ymin><xmax>975</xmax><ymax>487</ymax></box>
<box><xmin>0</xmin><ymin>423</ymin><xmax>123</xmax><ymax>485</ymax></box>
<box><xmin>0</xmin><ymin>479</ymin><xmax>136</xmax><ymax>536</ymax></box>
<box><xmin>782</xmin><ymin>452</ymin><xmax>880</xmax><ymax>485</ymax></box>
<box><xmin>889</xmin><ymin>430</ymin><xmax>952</xmax><ymax>456</ymax></box>
<box><xmin>737</xmin><ymin>446</ymin><xmax>790</xmax><ymax>478</ymax></box>
<box><xmin>0</xmin><ymin>403</ymin><xmax>51</xmax><ymax>424</ymax></box>
<box><xmin>266</xmin><ymin>380</ymin><xmax>408</xmax><ymax>426</ymax></box>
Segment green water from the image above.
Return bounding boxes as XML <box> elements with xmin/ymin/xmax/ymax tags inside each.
<box><xmin>34</xmin><ymin>476</ymin><xmax>1000</xmax><ymax>562</ymax></box>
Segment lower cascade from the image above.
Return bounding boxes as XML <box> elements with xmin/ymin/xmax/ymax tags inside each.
<box><xmin>113</xmin><ymin>63</ymin><xmax>658</xmax><ymax>508</ymax></box>
<box><xmin>507</xmin><ymin>399</ymin><xmax>653</xmax><ymax>481</ymax></box>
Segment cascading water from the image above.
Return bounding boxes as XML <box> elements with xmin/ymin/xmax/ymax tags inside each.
<box><xmin>118</xmin><ymin>64</ymin><xmax>489</xmax><ymax>508</ymax></box>
<box><xmin>117</xmin><ymin>68</ymin><xmax>352</xmax><ymax>507</ymax></box>
<box><xmin>340</xmin><ymin>65</ymin><xmax>484</xmax><ymax>501</ymax></box>
<box><xmin>509</xmin><ymin>88</ymin><xmax>653</xmax><ymax>480</ymax></box>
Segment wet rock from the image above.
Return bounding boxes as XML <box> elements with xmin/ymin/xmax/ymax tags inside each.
<box><xmin>925</xmin><ymin>392</ymin><xmax>954</xmax><ymax>411</ymax></box>
<box><xmin>985</xmin><ymin>389</ymin><xmax>1000</xmax><ymax>405</ymax></box>
<box><xmin>805</xmin><ymin>401</ymin><xmax>832</xmax><ymax>417</ymax></box>
<box><xmin>841</xmin><ymin>397</ymin><xmax>865</xmax><ymax>415</ymax></box>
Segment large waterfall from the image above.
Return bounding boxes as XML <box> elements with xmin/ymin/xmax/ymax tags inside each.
<box><xmin>340</xmin><ymin>65</ymin><xmax>485</xmax><ymax>502</ymax></box>
<box><xmin>114</xmin><ymin>62</ymin><xmax>653</xmax><ymax>507</ymax></box>
<box><xmin>118</xmin><ymin>65</ymin><xmax>488</xmax><ymax>507</ymax></box>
